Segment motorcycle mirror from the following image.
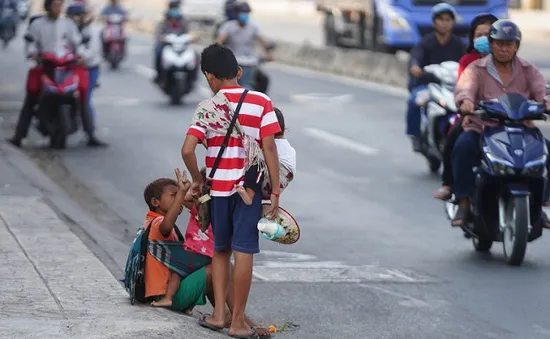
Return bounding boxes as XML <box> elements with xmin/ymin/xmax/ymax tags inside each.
<box><xmin>23</xmin><ymin>33</ymin><xmax>34</xmax><ymax>43</ymax></box>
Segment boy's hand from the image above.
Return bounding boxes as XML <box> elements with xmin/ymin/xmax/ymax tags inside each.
<box><xmin>191</xmin><ymin>181</ymin><xmax>204</xmax><ymax>198</ymax></box>
<box><xmin>264</xmin><ymin>193</ymin><xmax>279</xmax><ymax>220</ymax></box>
<box><xmin>175</xmin><ymin>168</ymin><xmax>191</xmax><ymax>192</ymax></box>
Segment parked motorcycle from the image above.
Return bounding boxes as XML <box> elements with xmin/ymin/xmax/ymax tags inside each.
<box><xmin>444</xmin><ymin>93</ymin><xmax>549</xmax><ymax>266</ymax></box>
<box><xmin>414</xmin><ymin>61</ymin><xmax>459</xmax><ymax>173</ymax></box>
<box><xmin>158</xmin><ymin>33</ymin><xmax>197</xmax><ymax>105</ymax></box>
<box><xmin>0</xmin><ymin>8</ymin><xmax>16</xmax><ymax>48</ymax></box>
<box><xmin>103</xmin><ymin>13</ymin><xmax>126</xmax><ymax>69</ymax></box>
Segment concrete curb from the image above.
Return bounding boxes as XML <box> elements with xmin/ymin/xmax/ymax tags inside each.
<box><xmin>128</xmin><ymin>17</ymin><xmax>409</xmax><ymax>88</ymax></box>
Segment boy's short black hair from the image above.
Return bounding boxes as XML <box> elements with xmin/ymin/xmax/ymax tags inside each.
<box><xmin>143</xmin><ymin>178</ymin><xmax>178</xmax><ymax>211</ymax></box>
<box><xmin>200</xmin><ymin>43</ymin><xmax>239</xmax><ymax>80</ymax></box>
<box><xmin>274</xmin><ymin>107</ymin><xmax>285</xmax><ymax>137</ymax></box>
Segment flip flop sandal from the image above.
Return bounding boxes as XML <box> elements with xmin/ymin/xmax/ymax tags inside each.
<box><xmin>198</xmin><ymin>312</ymin><xmax>224</xmax><ymax>332</ymax></box>
<box><xmin>433</xmin><ymin>187</ymin><xmax>452</xmax><ymax>200</ymax></box>
<box><xmin>452</xmin><ymin>206</ymin><xmax>470</xmax><ymax>227</ymax></box>
<box><xmin>229</xmin><ymin>328</ymin><xmax>261</xmax><ymax>339</ymax></box>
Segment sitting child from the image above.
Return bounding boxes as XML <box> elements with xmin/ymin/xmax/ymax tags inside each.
<box><xmin>235</xmin><ymin>107</ymin><xmax>297</xmax><ymax>205</ymax></box>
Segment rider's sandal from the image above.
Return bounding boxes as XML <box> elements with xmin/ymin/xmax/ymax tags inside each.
<box><xmin>433</xmin><ymin>187</ymin><xmax>452</xmax><ymax>200</ymax></box>
<box><xmin>452</xmin><ymin>206</ymin><xmax>470</xmax><ymax>227</ymax></box>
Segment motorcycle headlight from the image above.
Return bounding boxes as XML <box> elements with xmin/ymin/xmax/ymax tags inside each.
<box><xmin>486</xmin><ymin>153</ymin><xmax>516</xmax><ymax>176</ymax></box>
<box><xmin>522</xmin><ymin>155</ymin><xmax>547</xmax><ymax>177</ymax></box>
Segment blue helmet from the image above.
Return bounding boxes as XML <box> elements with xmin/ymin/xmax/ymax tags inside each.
<box><xmin>431</xmin><ymin>3</ymin><xmax>456</xmax><ymax>21</ymax></box>
<box><xmin>66</xmin><ymin>2</ymin><xmax>87</xmax><ymax>16</ymax></box>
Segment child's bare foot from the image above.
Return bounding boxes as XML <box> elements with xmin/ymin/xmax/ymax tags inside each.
<box><xmin>235</xmin><ymin>185</ymin><xmax>253</xmax><ymax>205</ymax></box>
<box><xmin>183</xmin><ymin>308</ymin><xmax>193</xmax><ymax>316</ymax></box>
<box><xmin>151</xmin><ymin>298</ymin><xmax>172</xmax><ymax>308</ymax></box>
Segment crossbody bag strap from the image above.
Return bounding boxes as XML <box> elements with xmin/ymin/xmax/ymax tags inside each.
<box><xmin>208</xmin><ymin>89</ymin><xmax>249</xmax><ymax>180</ymax></box>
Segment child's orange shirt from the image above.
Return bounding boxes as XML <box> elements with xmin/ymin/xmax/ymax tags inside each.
<box><xmin>143</xmin><ymin>211</ymin><xmax>178</xmax><ymax>298</ymax></box>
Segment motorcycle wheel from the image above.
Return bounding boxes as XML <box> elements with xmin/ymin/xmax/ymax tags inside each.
<box><xmin>502</xmin><ymin>195</ymin><xmax>529</xmax><ymax>266</ymax></box>
<box><xmin>49</xmin><ymin>105</ymin><xmax>71</xmax><ymax>149</ymax></box>
<box><xmin>472</xmin><ymin>234</ymin><xmax>493</xmax><ymax>252</ymax></box>
<box><xmin>169</xmin><ymin>80</ymin><xmax>184</xmax><ymax>105</ymax></box>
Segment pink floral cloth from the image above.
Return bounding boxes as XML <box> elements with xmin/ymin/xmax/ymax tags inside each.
<box><xmin>183</xmin><ymin>206</ymin><xmax>214</xmax><ymax>258</ymax></box>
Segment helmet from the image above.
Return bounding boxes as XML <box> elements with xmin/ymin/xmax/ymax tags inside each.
<box><xmin>489</xmin><ymin>19</ymin><xmax>521</xmax><ymax>42</ymax></box>
<box><xmin>168</xmin><ymin>0</ymin><xmax>181</xmax><ymax>7</ymax></box>
<box><xmin>470</xmin><ymin>13</ymin><xmax>498</xmax><ymax>27</ymax></box>
<box><xmin>44</xmin><ymin>0</ymin><xmax>56</xmax><ymax>11</ymax></box>
<box><xmin>431</xmin><ymin>3</ymin><xmax>456</xmax><ymax>21</ymax></box>
<box><xmin>233</xmin><ymin>1</ymin><xmax>251</xmax><ymax>13</ymax></box>
<box><xmin>224</xmin><ymin>0</ymin><xmax>238</xmax><ymax>19</ymax></box>
<box><xmin>66</xmin><ymin>2</ymin><xmax>87</xmax><ymax>17</ymax></box>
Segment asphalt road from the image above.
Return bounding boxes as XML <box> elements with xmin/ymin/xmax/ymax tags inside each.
<box><xmin>3</xmin><ymin>32</ymin><xmax>550</xmax><ymax>339</ymax></box>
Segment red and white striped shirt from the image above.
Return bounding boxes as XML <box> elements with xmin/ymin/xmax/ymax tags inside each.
<box><xmin>187</xmin><ymin>86</ymin><xmax>281</xmax><ymax>197</ymax></box>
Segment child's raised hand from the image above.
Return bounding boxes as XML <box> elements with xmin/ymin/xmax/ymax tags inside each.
<box><xmin>175</xmin><ymin>168</ymin><xmax>191</xmax><ymax>192</ymax></box>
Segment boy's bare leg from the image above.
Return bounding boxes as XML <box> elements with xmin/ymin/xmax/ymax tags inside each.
<box><xmin>203</xmin><ymin>249</ymin><xmax>232</xmax><ymax>328</ymax></box>
<box><xmin>228</xmin><ymin>251</ymin><xmax>254</xmax><ymax>337</ymax></box>
<box><xmin>235</xmin><ymin>185</ymin><xmax>254</xmax><ymax>205</ymax></box>
<box><xmin>151</xmin><ymin>273</ymin><xmax>181</xmax><ymax>308</ymax></box>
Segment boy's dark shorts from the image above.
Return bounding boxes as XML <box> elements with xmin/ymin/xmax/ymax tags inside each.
<box><xmin>211</xmin><ymin>189</ymin><xmax>262</xmax><ymax>254</ymax></box>
<box><xmin>243</xmin><ymin>164</ymin><xmax>263</xmax><ymax>193</ymax></box>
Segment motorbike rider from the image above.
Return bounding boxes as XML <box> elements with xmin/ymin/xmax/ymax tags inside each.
<box><xmin>67</xmin><ymin>1</ymin><xmax>104</xmax><ymax>145</ymax></box>
<box><xmin>99</xmin><ymin>0</ymin><xmax>127</xmax><ymax>58</ymax></box>
<box><xmin>0</xmin><ymin>0</ymin><xmax>18</xmax><ymax>36</ymax></box>
<box><xmin>215</xmin><ymin>1</ymin><xmax>274</xmax><ymax>90</ymax></box>
<box><xmin>213</xmin><ymin>0</ymin><xmax>238</xmax><ymax>39</ymax></box>
<box><xmin>153</xmin><ymin>0</ymin><xmax>188</xmax><ymax>83</ymax></box>
<box><xmin>406</xmin><ymin>3</ymin><xmax>466</xmax><ymax>152</ymax></box>
<box><xmin>8</xmin><ymin>0</ymin><xmax>105</xmax><ymax>148</ymax></box>
<box><xmin>451</xmin><ymin>19</ymin><xmax>550</xmax><ymax>227</ymax></box>
<box><xmin>433</xmin><ymin>13</ymin><xmax>498</xmax><ymax>201</ymax></box>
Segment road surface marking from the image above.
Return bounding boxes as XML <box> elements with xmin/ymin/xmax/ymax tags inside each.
<box><xmin>290</xmin><ymin>93</ymin><xmax>354</xmax><ymax>104</ymax></box>
<box><xmin>133</xmin><ymin>64</ymin><xmax>156</xmax><ymax>79</ymax></box>
<box><xmin>303</xmin><ymin>127</ymin><xmax>379</xmax><ymax>156</ymax></box>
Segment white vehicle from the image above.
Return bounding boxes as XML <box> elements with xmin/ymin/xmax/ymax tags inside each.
<box><xmin>415</xmin><ymin>61</ymin><xmax>459</xmax><ymax>173</ymax></box>
<box><xmin>182</xmin><ymin>0</ymin><xmax>225</xmax><ymax>25</ymax></box>
<box><xmin>159</xmin><ymin>33</ymin><xmax>197</xmax><ymax>105</ymax></box>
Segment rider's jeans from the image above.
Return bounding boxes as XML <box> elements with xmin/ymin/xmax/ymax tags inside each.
<box><xmin>87</xmin><ymin>66</ymin><xmax>100</xmax><ymax>118</ymax></box>
<box><xmin>406</xmin><ymin>85</ymin><xmax>427</xmax><ymax>137</ymax></box>
<box><xmin>239</xmin><ymin>65</ymin><xmax>256</xmax><ymax>90</ymax></box>
<box><xmin>452</xmin><ymin>130</ymin><xmax>550</xmax><ymax>202</ymax></box>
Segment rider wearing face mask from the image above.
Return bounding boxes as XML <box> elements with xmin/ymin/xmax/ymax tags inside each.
<box><xmin>153</xmin><ymin>0</ymin><xmax>191</xmax><ymax>83</ymax></box>
<box><xmin>8</xmin><ymin>0</ymin><xmax>104</xmax><ymax>147</ymax></box>
<box><xmin>451</xmin><ymin>19</ymin><xmax>550</xmax><ymax>227</ymax></box>
<box><xmin>406</xmin><ymin>3</ymin><xmax>467</xmax><ymax>152</ymax></box>
<box><xmin>433</xmin><ymin>13</ymin><xmax>497</xmax><ymax>201</ymax></box>
<box><xmin>215</xmin><ymin>1</ymin><xmax>274</xmax><ymax>90</ymax></box>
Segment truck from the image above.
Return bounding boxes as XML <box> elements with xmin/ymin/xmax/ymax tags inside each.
<box><xmin>316</xmin><ymin>0</ymin><xmax>509</xmax><ymax>53</ymax></box>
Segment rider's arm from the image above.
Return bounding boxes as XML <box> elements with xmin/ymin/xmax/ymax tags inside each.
<box><xmin>66</xmin><ymin>20</ymin><xmax>85</xmax><ymax>56</ymax></box>
<box><xmin>216</xmin><ymin>21</ymin><xmax>232</xmax><ymax>44</ymax></box>
<box><xmin>525</xmin><ymin>63</ymin><xmax>547</xmax><ymax>102</ymax></box>
<box><xmin>25</xmin><ymin>19</ymin><xmax>40</xmax><ymax>59</ymax></box>
<box><xmin>409</xmin><ymin>39</ymin><xmax>426</xmax><ymax>69</ymax></box>
<box><xmin>454</xmin><ymin>63</ymin><xmax>479</xmax><ymax>108</ymax></box>
<box><xmin>154</xmin><ymin>22</ymin><xmax>166</xmax><ymax>44</ymax></box>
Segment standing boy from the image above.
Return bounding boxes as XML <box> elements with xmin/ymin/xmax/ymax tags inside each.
<box><xmin>182</xmin><ymin>43</ymin><xmax>280</xmax><ymax>338</ymax></box>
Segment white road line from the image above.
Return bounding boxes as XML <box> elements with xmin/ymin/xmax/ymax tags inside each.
<box><xmin>303</xmin><ymin>127</ymin><xmax>380</xmax><ymax>156</ymax></box>
<box><xmin>267</xmin><ymin>63</ymin><xmax>409</xmax><ymax>99</ymax></box>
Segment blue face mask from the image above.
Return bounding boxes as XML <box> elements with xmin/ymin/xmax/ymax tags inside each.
<box><xmin>237</xmin><ymin>13</ymin><xmax>249</xmax><ymax>24</ymax></box>
<box><xmin>473</xmin><ymin>36</ymin><xmax>490</xmax><ymax>55</ymax></box>
<box><xmin>167</xmin><ymin>8</ymin><xmax>180</xmax><ymax>18</ymax></box>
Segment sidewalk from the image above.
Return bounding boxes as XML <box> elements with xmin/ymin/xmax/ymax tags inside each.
<box><xmin>0</xmin><ymin>137</ymin><xmax>223</xmax><ymax>338</ymax></box>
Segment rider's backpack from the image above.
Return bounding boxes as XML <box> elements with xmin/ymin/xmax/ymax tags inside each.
<box><xmin>123</xmin><ymin>220</ymin><xmax>153</xmax><ymax>305</ymax></box>
<box><xmin>122</xmin><ymin>220</ymin><xmax>185</xmax><ymax>304</ymax></box>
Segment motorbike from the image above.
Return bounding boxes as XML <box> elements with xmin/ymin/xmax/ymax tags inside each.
<box><xmin>444</xmin><ymin>93</ymin><xmax>549</xmax><ymax>266</ymax></box>
<box><xmin>0</xmin><ymin>8</ymin><xmax>16</xmax><ymax>48</ymax></box>
<box><xmin>414</xmin><ymin>61</ymin><xmax>459</xmax><ymax>173</ymax></box>
<box><xmin>25</xmin><ymin>34</ymin><xmax>85</xmax><ymax>149</ymax></box>
<box><xmin>17</xmin><ymin>0</ymin><xmax>29</xmax><ymax>20</ymax></box>
<box><xmin>158</xmin><ymin>33</ymin><xmax>197</xmax><ymax>105</ymax></box>
<box><xmin>103</xmin><ymin>13</ymin><xmax>126</xmax><ymax>69</ymax></box>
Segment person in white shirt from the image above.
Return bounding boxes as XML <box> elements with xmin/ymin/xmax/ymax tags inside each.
<box><xmin>236</xmin><ymin>107</ymin><xmax>297</xmax><ymax>205</ymax></box>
